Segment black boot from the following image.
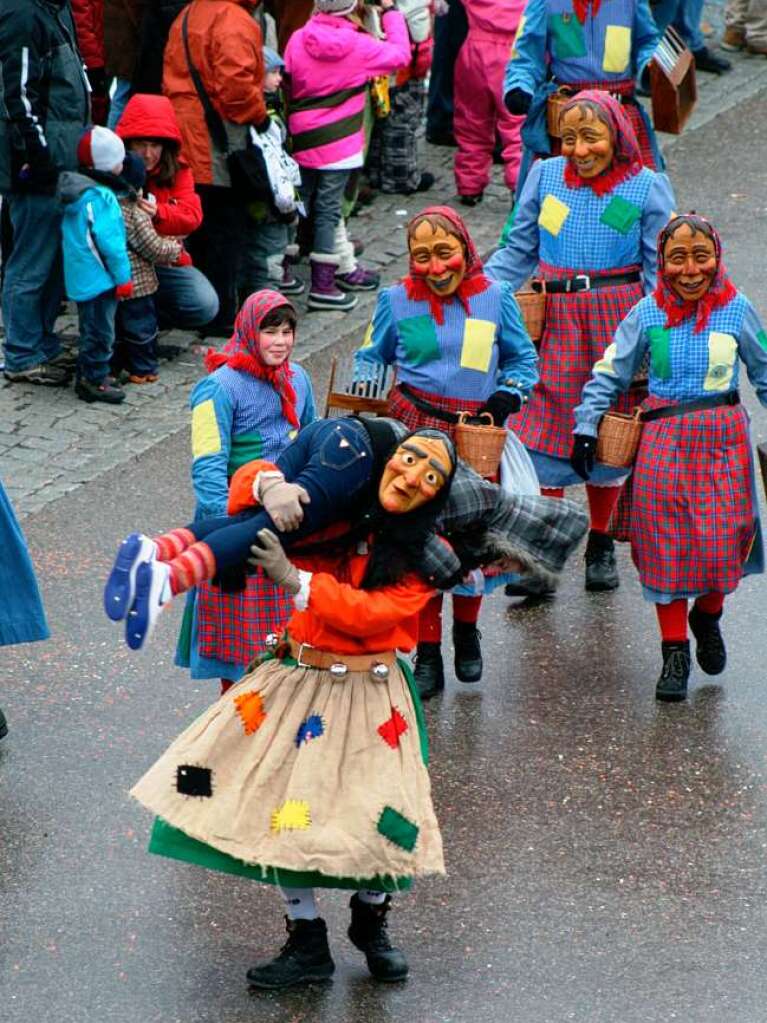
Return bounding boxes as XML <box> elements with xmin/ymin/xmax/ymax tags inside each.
<box><xmin>348</xmin><ymin>894</ymin><xmax>409</xmax><ymax>981</ymax></box>
<box><xmin>688</xmin><ymin>605</ymin><xmax>726</xmax><ymax>675</ymax></box>
<box><xmin>413</xmin><ymin>642</ymin><xmax>444</xmax><ymax>700</ymax></box>
<box><xmin>0</xmin><ymin>707</ymin><xmax>7</xmax><ymax>739</ymax></box>
<box><xmin>246</xmin><ymin>917</ymin><xmax>335</xmax><ymax>989</ymax></box>
<box><xmin>452</xmin><ymin>620</ymin><xmax>483</xmax><ymax>683</ymax></box>
<box><xmin>504</xmin><ymin>576</ymin><xmax>555</xmax><ymax>599</ymax></box>
<box><xmin>584</xmin><ymin>529</ymin><xmax>619</xmax><ymax>591</ymax></box>
<box><xmin>655</xmin><ymin>641</ymin><xmax>691</xmax><ymax>702</ymax></box>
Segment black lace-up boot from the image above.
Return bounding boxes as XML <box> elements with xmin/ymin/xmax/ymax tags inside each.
<box><xmin>584</xmin><ymin>529</ymin><xmax>619</xmax><ymax>591</ymax></box>
<box><xmin>348</xmin><ymin>895</ymin><xmax>409</xmax><ymax>981</ymax></box>
<box><xmin>655</xmin><ymin>641</ymin><xmax>691</xmax><ymax>702</ymax></box>
<box><xmin>452</xmin><ymin>620</ymin><xmax>483</xmax><ymax>682</ymax></box>
<box><xmin>246</xmin><ymin>917</ymin><xmax>335</xmax><ymax>989</ymax></box>
<box><xmin>688</xmin><ymin>605</ymin><xmax>727</xmax><ymax>675</ymax></box>
<box><xmin>413</xmin><ymin>642</ymin><xmax>444</xmax><ymax>700</ymax></box>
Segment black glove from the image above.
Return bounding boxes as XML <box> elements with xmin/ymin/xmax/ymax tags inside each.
<box><xmin>254</xmin><ymin>115</ymin><xmax>272</xmax><ymax>134</ymax></box>
<box><xmin>476</xmin><ymin>390</ymin><xmax>523</xmax><ymax>426</ymax></box>
<box><xmin>16</xmin><ymin>149</ymin><xmax>60</xmax><ymax>194</ymax></box>
<box><xmin>86</xmin><ymin>67</ymin><xmax>108</xmax><ymax>96</ymax></box>
<box><xmin>504</xmin><ymin>88</ymin><xmax>532</xmax><ymax>116</ymax></box>
<box><xmin>570</xmin><ymin>433</ymin><xmax>597</xmax><ymax>481</ymax></box>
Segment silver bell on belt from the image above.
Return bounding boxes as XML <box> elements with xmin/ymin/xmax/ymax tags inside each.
<box><xmin>264</xmin><ymin>632</ymin><xmax>279</xmax><ymax>651</ymax></box>
<box><xmin>370</xmin><ymin>662</ymin><xmax>389</xmax><ymax>681</ymax></box>
<box><xmin>329</xmin><ymin>662</ymin><xmax>349</xmax><ymax>678</ymax></box>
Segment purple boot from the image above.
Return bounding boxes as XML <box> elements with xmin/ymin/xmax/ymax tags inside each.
<box><xmin>336</xmin><ymin>264</ymin><xmax>380</xmax><ymax>292</ymax></box>
<box><xmin>308</xmin><ymin>254</ymin><xmax>358</xmax><ymax>311</ymax></box>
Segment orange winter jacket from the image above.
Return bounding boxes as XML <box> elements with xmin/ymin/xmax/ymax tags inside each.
<box><xmin>162</xmin><ymin>0</ymin><xmax>267</xmax><ymax>187</ymax></box>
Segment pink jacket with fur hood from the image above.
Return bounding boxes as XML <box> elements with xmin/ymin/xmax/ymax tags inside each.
<box><xmin>285</xmin><ymin>9</ymin><xmax>410</xmax><ymax>170</ymax></box>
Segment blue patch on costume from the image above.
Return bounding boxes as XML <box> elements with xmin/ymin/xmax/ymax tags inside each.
<box><xmin>295</xmin><ymin>714</ymin><xmax>325</xmax><ymax>747</ymax></box>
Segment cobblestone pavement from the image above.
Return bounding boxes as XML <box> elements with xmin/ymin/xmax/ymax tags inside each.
<box><xmin>2</xmin><ymin>44</ymin><xmax>766</xmax><ymax>520</ymax></box>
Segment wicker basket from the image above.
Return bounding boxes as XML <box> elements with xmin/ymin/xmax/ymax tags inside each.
<box><xmin>515</xmin><ymin>289</ymin><xmax>546</xmax><ymax>343</ymax></box>
<box><xmin>455</xmin><ymin>412</ymin><xmax>507</xmax><ymax>478</ymax></box>
<box><xmin>596</xmin><ymin>408</ymin><xmax>644</xmax><ymax>468</ymax></box>
<box><xmin>546</xmin><ymin>87</ymin><xmax>574</xmax><ymax>138</ymax></box>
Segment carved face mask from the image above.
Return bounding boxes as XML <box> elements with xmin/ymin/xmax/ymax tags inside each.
<box><xmin>661</xmin><ymin>223</ymin><xmax>718</xmax><ymax>302</ymax></box>
<box><xmin>378</xmin><ymin>435</ymin><xmax>454</xmax><ymax>514</ymax></box>
<box><xmin>408</xmin><ymin>221</ymin><xmax>467</xmax><ymax>298</ymax></box>
<box><xmin>560</xmin><ymin>105</ymin><xmax>615</xmax><ymax>179</ymax></box>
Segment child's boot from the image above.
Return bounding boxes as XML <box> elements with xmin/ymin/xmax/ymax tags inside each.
<box><xmin>688</xmin><ymin>605</ymin><xmax>726</xmax><ymax>674</ymax></box>
<box><xmin>452</xmin><ymin>620</ymin><xmax>483</xmax><ymax>683</ymax></box>
<box><xmin>413</xmin><ymin>641</ymin><xmax>444</xmax><ymax>700</ymax></box>
<box><xmin>336</xmin><ymin>264</ymin><xmax>380</xmax><ymax>292</ymax></box>
<box><xmin>104</xmin><ymin>532</ymin><xmax>157</xmax><ymax>621</ymax></box>
<box><xmin>246</xmin><ymin>917</ymin><xmax>335</xmax><ymax>989</ymax></box>
<box><xmin>308</xmin><ymin>253</ymin><xmax>357</xmax><ymax>311</ymax></box>
<box><xmin>348</xmin><ymin>895</ymin><xmax>408</xmax><ymax>982</ymax></box>
<box><xmin>125</xmin><ymin>560</ymin><xmax>171</xmax><ymax>650</ymax></box>
<box><xmin>655</xmin><ymin>640</ymin><xmax>691</xmax><ymax>702</ymax></box>
<box><xmin>584</xmin><ymin>529</ymin><xmax>619</xmax><ymax>591</ymax></box>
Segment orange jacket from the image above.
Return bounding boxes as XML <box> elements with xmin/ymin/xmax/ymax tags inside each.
<box><xmin>163</xmin><ymin>0</ymin><xmax>267</xmax><ymax>187</ymax></box>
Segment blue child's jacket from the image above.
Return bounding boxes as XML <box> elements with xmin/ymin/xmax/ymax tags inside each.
<box><xmin>58</xmin><ymin>171</ymin><xmax>131</xmax><ymax>302</ymax></box>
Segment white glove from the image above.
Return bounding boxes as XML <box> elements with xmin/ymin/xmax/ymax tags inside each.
<box><xmin>259</xmin><ymin>475</ymin><xmax>311</xmax><ymax>532</ymax></box>
<box><xmin>248</xmin><ymin>529</ymin><xmax>301</xmax><ymax>594</ymax></box>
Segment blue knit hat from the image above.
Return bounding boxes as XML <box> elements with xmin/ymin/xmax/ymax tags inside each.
<box><xmin>121</xmin><ymin>151</ymin><xmax>147</xmax><ymax>191</ymax></box>
<box><xmin>263</xmin><ymin>46</ymin><xmax>285</xmax><ymax>73</ymax></box>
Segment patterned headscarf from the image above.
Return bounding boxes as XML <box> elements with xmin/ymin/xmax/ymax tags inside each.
<box><xmin>573</xmin><ymin>0</ymin><xmax>602</xmax><ymax>23</ymax></box>
<box><xmin>204</xmin><ymin>290</ymin><xmax>299</xmax><ymax>427</ymax></box>
<box><xmin>654</xmin><ymin>214</ymin><xmax>737</xmax><ymax>334</ymax></box>
<box><xmin>561</xmin><ymin>90</ymin><xmax>643</xmax><ymax>196</ymax></box>
<box><xmin>404</xmin><ymin>204</ymin><xmax>489</xmax><ymax>324</ymax></box>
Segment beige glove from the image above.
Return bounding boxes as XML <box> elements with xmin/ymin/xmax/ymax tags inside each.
<box><xmin>248</xmin><ymin>529</ymin><xmax>301</xmax><ymax>594</ymax></box>
<box><xmin>259</xmin><ymin>476</ymin><xmax>311</xmax><ymax>532</ymax></box>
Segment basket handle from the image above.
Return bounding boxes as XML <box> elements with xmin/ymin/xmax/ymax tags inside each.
<box><xmin>457</xmin><ymin>411</ymin><xmax>495</xmax><ymax>427</ymax></box>
<box><xmin>633</xmin><ymin>406</ymin><xmax>644</xmax><ymax>421</ymax></box>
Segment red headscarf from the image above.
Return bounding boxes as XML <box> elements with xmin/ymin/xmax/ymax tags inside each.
<box><xmin>204</xmin><ymin>290</ymin><xmax>300</xmax><ymax>428</ymax></box>
<box><xmin>653</xmin><ymin>214</ymin><xmax>737</xmax><ymax>334</ymax></box>
<box><xmin>573</xmin><ymin>0</ymin><xmax>602</xmax><ymax>23</ymax></box>
<box><xmin>562</xmin><ymin>90</ymin><xmax>643</xmax><ymax>196</ymax></box>
<box><xmin>404</xmin><ymin>204</ymin><xmax>490</xmax><ymax>325</ymax></box>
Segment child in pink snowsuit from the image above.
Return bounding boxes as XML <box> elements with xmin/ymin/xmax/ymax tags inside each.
<box><xmin>454</xmin><ymin>0</ymin><xmax>526</xmax><ymax>206</ymax></box>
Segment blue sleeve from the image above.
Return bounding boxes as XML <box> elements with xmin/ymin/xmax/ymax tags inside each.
<box><xmin>296</xmin><ymin>366</ymin><xmax>318</xmax><ymax>427</ymax></box>
<box><xmin>353</xmin><ymin>288</ymin><xmax>399</xmax><ymax>381</ymax></box>
<box><xmin>495</xmin><ymin>283</ymin><xmax>540</xmax><ymax>400</ymax></box>
<box><xmin>503</xmin><ymin>0</ymin><xmax>548</xmax><ymax>99</ymax></box>
<box><xmin>91</xmin><ymin>191</ymin><xmax>131</xmax><ymax>286</ymax></box>
<box><xmin>484</xmin><ymin>159</ymin><xmax>542</xmax><ymax>288</ymax></box>
<box><xmin>640</xmin><ymin>172</ymin><xmax>675</xmax><ymax>293</ymax></box>
<box><xmin>189</xmin><ymin>375</ymin><xmax>234</xmax><ymax>519</ymax></box>
<box><xmin>573</xmin><ymin>304</ymin><xmax>648</xmax><ymax>436</ymax></box>
<box><xmin>633</xmin><ymin>0</ymin><xmax>660</xmax><ymax>79</ymax></box>
<box><xmin>738</xmin><ymin>299</ymin><xmax>767</xmax><ymax>408</ymax></box>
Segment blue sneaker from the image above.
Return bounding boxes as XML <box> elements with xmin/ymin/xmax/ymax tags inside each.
<box><xmin>104</xmin><ymin>533</ymin><xmax>156</xmax><ymax>622</ymax></box>
<box><xmin>125</xmin><ymin>560</ymin><xmax>172</xmax><ymax>651</ymax></box>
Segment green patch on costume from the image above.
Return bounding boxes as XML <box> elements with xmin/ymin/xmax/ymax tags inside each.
<box><xmin>648</xmin><ymin>325</ymin><xmax>672</xmax><ymax>379</ymax></box>
<box><xmin>548</xmin><ymin>13</ymin><xmax>587</xmax><ymax>59</ymax></box>
<box><xmin>499</xmin><ymin>202</ymin><xmax>518</xmax><ymax>247</ymax></box>
<box><xmin>398</xmin><ymin>315</ymin><xmax>441</xmax><ymax>367</ymax></box>
<box><xmin>377</xmin><ymin>806</ymin><xmax>419</xmax><ymax>852</ymax></box>
<box><xmin>229</xmin><ymin>432</ymin><xmax>264</xmax><ymax>473</ymax></box>
<box><xmin>600</xmin><ymin>196</ymin><xmax>641</xmax><ymax>235</ymax></box>
<box><xmin>148</xmin><ymin>818</ymin><xmax>413</xmax><ymax>892</ymax></box>
<box><xmin>756</xmin><ymin>329</ymin><xmax>767</xmax><ymax>353</ymax></box>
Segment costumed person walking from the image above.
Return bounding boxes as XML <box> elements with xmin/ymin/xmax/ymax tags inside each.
<box><xmin>175</xmin><ymin>291</ymin><xmax>316</xmax><ymax>695</ymax></box>
<box><xmin>129</xmin><ymin>431</ymin><xmax>459</xmax><ymax>987</ymax></box>
<box><xmin>485</xmin><ymin>92</ymin><xmax>674</xmax><ymax>595</ymax></box>
<box><xmin>503</xmin><ymin>0</ymin><xmax>663</xmax><ymax>192</ymax></box>
<box><xmin>573</xmin><ymin>214</ymin><xmax>767</xmax><ymax>701</ymax></box>
<box><xmin>353</xmin><ymin>204</ymin><xmax>539</xmax><ymax>697</ymax></box>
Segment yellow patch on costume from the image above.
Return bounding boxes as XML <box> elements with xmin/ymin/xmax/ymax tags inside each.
<box><xmin>602</xmin><ymin>25</ymin><xmax>632</xmax><ymax>73</ymax></box>
<box><xmin>234</xmin><ymin>690</ymin><xmax>267</xmax><ymax>735</ymax></box>
<box><xmin>538</xmin><ymin>194</ymin><xmax>570</xmax><ymax>237</ymax></box>
<box><xmin>703</xmin><ymin>332</ymin><xmax>737</xmax><ymax>391</ymax></box>
<box><xmin>191</xmin><ymin>399</ymin><xmax>221</xmax><ymax>459</ymax></box>
<box><xmin>460</xmin><ymin>319</ymin><xmax>496</xmax><ymax>373</ymax></box>
<box><xmin>594</xmin><ymin>342</ymin><xmax>618</xmax><ymax>377</ymax></box>
<box><xmin>360</xmin><ymin>322</ymin><xmax>374</xmax><ymax>349</ymax></box>
<box><xmin>271</xmin><ymin>800</ymin><xmax>311</xmax><ymax>833</ymax></box>
<box><xmin>510</xmin><ymin>14</ymin><xmax>526</xmax><ymax>58</ymax></box>
<box><xmin>288</xmin><ymin>429</ymin><xmax>298</xmax><ymax>440</ymax></box>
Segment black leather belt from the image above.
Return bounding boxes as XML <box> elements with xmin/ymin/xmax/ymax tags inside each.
<box><xmin>642</xmin><ymin>390</ymin><xmax>740</xmax><ymax>422</ymax></box>
<box><xmin>396</xmin><ymin>383</ymin><xmax>461</xmax><ymax>424</ymax></box>
<box><xmin>531</xmin><ymin>271</ymin><xmax>641</xmax><ymax>294</ymax></box>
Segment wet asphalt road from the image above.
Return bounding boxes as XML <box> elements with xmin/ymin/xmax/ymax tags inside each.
<box><xmin>2</xmin><ymin>92</ymin><xmax>767</xmax><ymax>1023</ymax></box>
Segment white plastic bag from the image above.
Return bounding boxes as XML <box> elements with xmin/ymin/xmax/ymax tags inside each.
<box><xmin>500</xmin><ymin>429</ymin><xmax>540</xmax><ymax>497</ymax></box>
<box><xmin>248</xmin><ymin>124</ymin><xmax>304</xmax><ymax>216</ymax></box>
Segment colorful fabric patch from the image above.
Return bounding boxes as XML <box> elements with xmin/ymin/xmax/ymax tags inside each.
<box><xmin>704</xmin><ymin>332</ymin><xmax>737</xmax><ymax>392</ymax></box>
<box><xmin>398</xmin><ymin>314</ymin><xmax>441</xmax><ymax>367</ymax></box>
<box><xmin>594</xmin><ymin>341</ymin><xmax>618</xmax><ymax>377</ymax></box>
<box><xmin>460</xmin><ymin>318</ymin><xmax>495</xmax><ymax>373</ymax></box>
<box><xmin>234</xmin><ymin>690</ymin><xmax>267</xmax><ymax>735</ymax></box>
<box><xmin>176</xmin><ymin>764</ymin><xmax>213</xmax><ymax>798</ymax></box>
<box><xmin>602</xmin><ymin>25</ymin><xmax>632</xmax><ymax>73</ymax></box>
<box><xmin>271</xmin><ymin>799</ymin><xmax>311</xmax><ymax>833</ymax></box>
<box><xmin>360</xmin><ymin>321</ymin><xmax>374</xmax><ymax>349</ymax></box>
<box><xmin>510</xmin><ymin>14</ymin><xmax>526</xmax><ymax>58</ymax></box>
<box><xmin>648</xmin><ymin>325</ymin><xmax>672</xmax><ymax>380</ymax></box>
<box><xmin>599</xmin><ymin>195</ymin><xmax>641</xmax><ymax>235</ymax></box>
<box><xmin>548</xmin><ymin>12</ymin><xmax>586</xmax><ymax>59</ymax></box>
<box><xmin>295</xmin><ymin>713</ymin><xmax>325</xmax><ymax>747</ymax></box>
<box><xmin>377</xmin><ymin>707</ymin><xmax>408</xmax><ymax>749</ymax></box>
<box><xmin>191</xmin><ymin>399</ymin><xmax>221</xmax><ymax>459</ymax></box>
<box><xmin>538</xmin><ymin>194</ymin><xmax>570</xmax><ymax>237</ymax></box>
<box><xmin>377</xmin><ymin>805</ymin><xmax>419</xmax><ymax>852</ymax></box>
<box><xmin>757</xmin><ymin>329</ymin><xmax>767</xmax><ymax>353</ymax></box>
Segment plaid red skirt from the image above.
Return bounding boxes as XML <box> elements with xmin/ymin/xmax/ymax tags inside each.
<box><xmin>515</xmin><ymin>263</ymin><xmax>644</xmax><ymax>460</ymax></box>
<box><xmin>551</xmin><ymin>80</ymin><xmax>658</xmax><ymax>170</ymax></box>
<box><xmin>388</xmin><ymin>384</ymin><xmax>482</xmax><ymax>440</ymax></box>
<box><xmin>630</xmin><ymin>396</ymin><xmax>756</xmax><ymax>596</ymax></box>
<box><xmin>197</xmin><ymin>570</ymin><xmax>293</xmax><ymax>666</ymax></box>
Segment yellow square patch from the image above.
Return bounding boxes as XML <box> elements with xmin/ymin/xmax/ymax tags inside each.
<box><xmin>538</xmin><ymin>194</ymin><xmax>570</xmax><ymax>237</ymax></box>
<box><xmin>191</xmin><ymin>399</ymin><xmax>221</xmax><ymax>459</ymax></box>
<box><xmin>703</xmin><ymin>332</ymin><xmax>737</xmax><ymax>392</ymax></box>
<box><xmin>460</xmin><ymin>318</ymin><xmax>496</xmax><ymax>372</ymax></box>
<box><xmin>593</xmin><ymin>342</ymin><xmax>618</xmax><ymax>377</ymax></box>
<box><xmin>603</xmin><ymin>25</ymin><xmax>631</xmax><ymax>73</ymax></box>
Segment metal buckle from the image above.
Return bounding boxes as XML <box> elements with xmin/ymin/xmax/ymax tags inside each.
<box><xmin>296</xmin><ymin>642</ymin><xmax>314</xmax><ymax>668</ymax></box>
<box><xmin>570</xmin><ymin>273</ymin><xmax>591</xmax><ymax>293</ymax></box>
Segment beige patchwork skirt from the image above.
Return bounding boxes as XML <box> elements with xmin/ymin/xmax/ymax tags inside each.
<box><xmin>131</xmin><ymin>656</ymin><xmax>445</xmax><ymax>888</ymax></box>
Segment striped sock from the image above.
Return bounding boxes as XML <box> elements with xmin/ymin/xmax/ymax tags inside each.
<box><xmin>154</xmin><ymin>527</ymin><xmax>196</xmax><ymax>562</ymax></box>
<box><xmin>167</xmin><ymin>541</ymin><xmax>216</xmax><ymax>595</ymax></box>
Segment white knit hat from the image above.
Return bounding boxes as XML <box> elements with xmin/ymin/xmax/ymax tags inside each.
<box><xmin>314</xmin><ymin>0</ymin><xmax>357</xmax><ymax>15</ymax></box>
<box><xmin>77</xmin><ymin>126</ymin><xmax>126</xmax><ymax>172</ymax></box>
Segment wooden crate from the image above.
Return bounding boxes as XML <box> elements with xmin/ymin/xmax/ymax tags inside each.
<box><xmin>324</xmin><ymin>356</ymin><xmax>394</xmax><ymax>418</ymax></box>
<box><xmin>649</xmin><ymin>26</ymin><xmax>697</xmax><ymax>134</ymax></box>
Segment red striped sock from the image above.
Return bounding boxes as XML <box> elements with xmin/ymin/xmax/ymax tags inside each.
<box><xmin>167</xmin><ymin>541</ymin><xmax>216</xmax><ymax>595</ymax></box>
<box><xmin>586</xmin><ymin>483</ymin><xmax>622</xmax><ymax>534</ymax></box>
<box><xmin>154</xmin><ymin>527</ymin><xmax>196</xmax><ymax>562</ymax></box>
<box><xmin>452</xmin><ymin>594</ymin><xmax>482</xmax><ymax>624</ymax></box>
<box><xmin>656</xmin><ymin>599</ymin><xmax>689</xmax><ymax>642</ymax></box>
<box><xmin>694</xmin><ymin>591</ymin><xmax>725</xmax><ymax>616</ymax></box>
<box><xmin>541</xmin><ymin>487</ymin><xmax>565</xmax><ymax>498</ymax></box>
